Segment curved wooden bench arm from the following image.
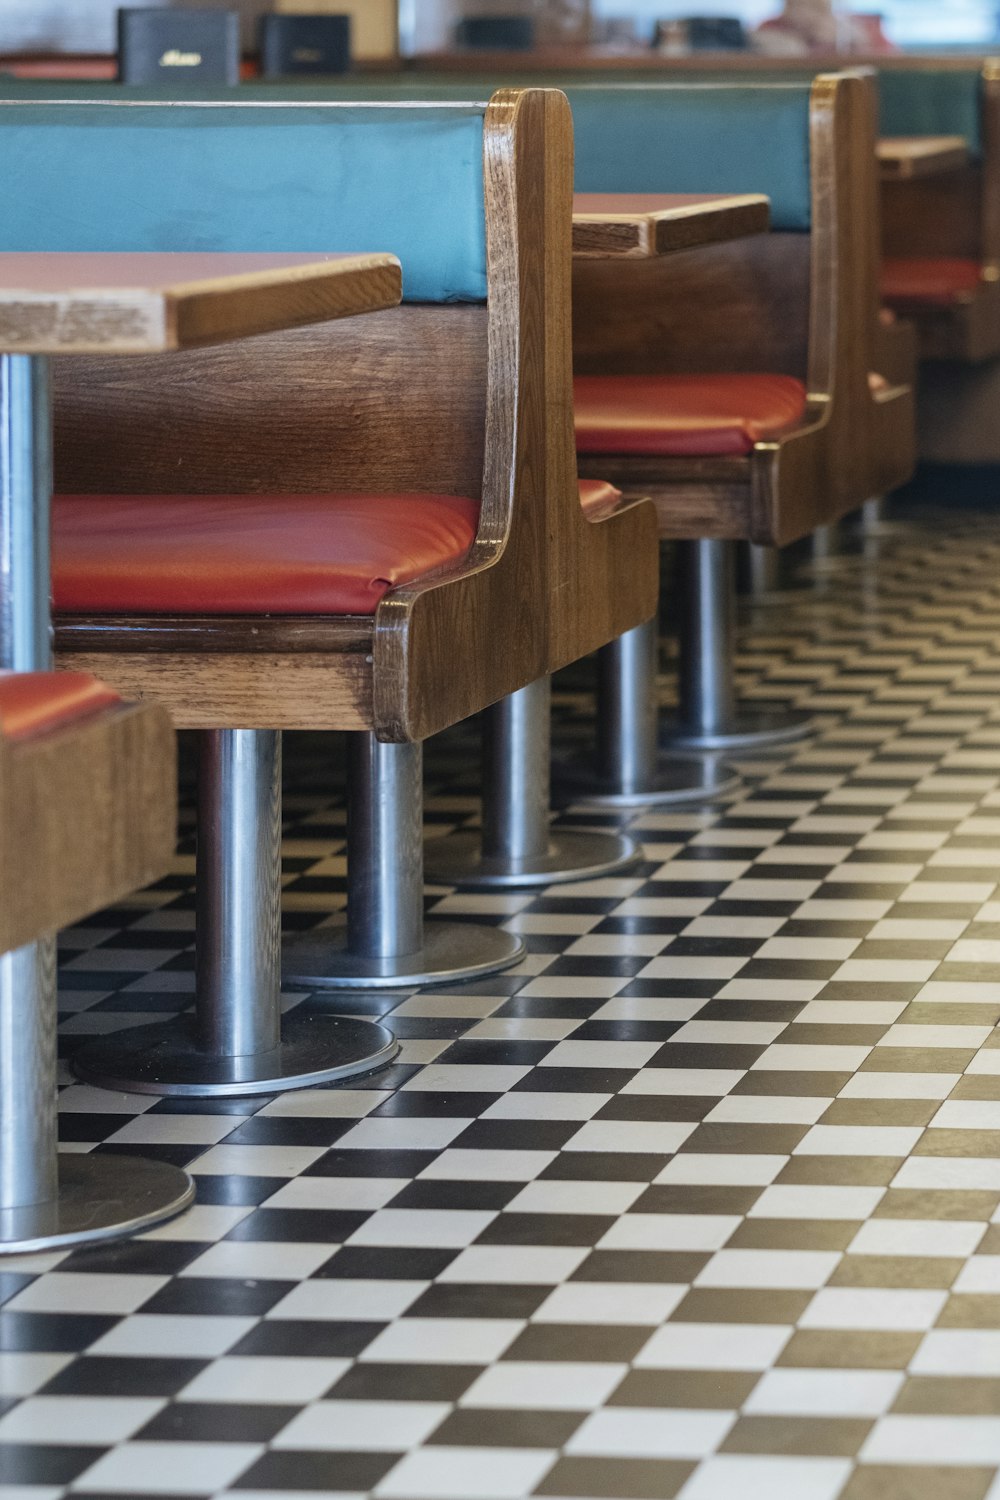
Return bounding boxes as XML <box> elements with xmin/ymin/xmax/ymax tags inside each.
<box><xmin>373</xmin><ymin>87</ymin><xmax>658</xmax><ymax>741</ymax></box>
<box><xmin>0</xmin><ymin>696</ymin><xmax>176</xmax><ymax>953</ymax></box>
<box><xmin>748</xmin><ymin>71</ymin><xmax>913</xmax><ymax>545</ymax></box>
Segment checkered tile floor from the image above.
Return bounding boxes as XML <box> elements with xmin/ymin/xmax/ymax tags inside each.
<box><xmin>7</xmin><ymin>501</ymin><xmax>1000</xmax><ymax>1500</ymax></box>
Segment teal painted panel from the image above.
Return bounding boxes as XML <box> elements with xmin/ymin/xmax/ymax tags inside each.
<box><xmin>81</xmin><ymin>77</ymin><xmax>814</xmax><ymax>229</ymax></box>
<box><xmin>0</xmin><ymin>101</ymin><xmax>486</xmax><ymax>302</ymax></box>
<box><xmin>878</xmin><ymin>69</ymin><xmax>982</xmax><ymax>157</ymax></box>
<box><xmin>568</xmin><ymin>85</ymin><xmax>812</xmax><ymax>230</ymax></box>
<box><xmin>224</xmin><ymin>78</ymin><xmax>814</xmax><ymax>228</ymax></box>
<box><xmin>0</xmin><ymin>78</ymin><xmax>813</xmax><ymax>232</ymax></box>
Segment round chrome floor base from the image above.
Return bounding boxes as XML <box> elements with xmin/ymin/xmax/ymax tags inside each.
<box><xmin>663</xmin><ymin>705</ymin><xmax>815</xmax><ymax>752</ymax></box>
<box><xmin>0</xmin><ymin>1154</ymin><xmax>195</xmax><ymax>1255</ymax></box>
<box><xmin>556</xmin><ymin>754</ymin><xmax>742</xmax><ymax>809</ymax></box>
<box><xmin>283</xmin><ymin>919</ymin><xmax>524</xmax><ymax>991</ymax></box>
<box><xmin>72</xmin><ymin>1011</ymin><xmax>399</xmax><ymax>1097</ymax></box>
<box><xmin>424</xmin><ymin>829</ymin><xmax>638</xmax><ymax>889</ymax></box>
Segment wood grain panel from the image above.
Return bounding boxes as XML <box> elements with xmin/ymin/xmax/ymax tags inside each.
<box><xmin>0</xmin><ymin>699</ymin><xmax>176</xmax><ymax>953</ymax></box>
<box><xmin>0</xmin><ymin>252</ymin><xmax>401</xmax><ymax>354</ymax></box>
<box><xmin>572</xmin><ymin>193</ymin><xmax>770</xmax><ymax>258</ymax></box>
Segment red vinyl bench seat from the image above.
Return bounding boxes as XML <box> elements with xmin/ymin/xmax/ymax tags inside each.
<box><xmin>881</xmin><ymin>257</ymin><xmax>984</xmax><ymax>308</ymax></box>
<box><xmin>574</xmin><ymin>374</ymin><xmax>809</xmax><ymax>458</ymax></box>
<box><xmin>54</xmin><ymin>485</ymin><xmax>621</xmax><ymax>617</ymax></box>
<box><xmin>0</xmin><ymin>671</ymin><xmax>122</xmax><ymax>742</ymax></box>
<box><xmin>53</xmin><ymin>493</ymin><xmax>481</xmax><ymax>616</ymax></box>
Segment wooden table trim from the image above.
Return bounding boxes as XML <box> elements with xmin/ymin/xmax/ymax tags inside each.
<box><xmin>0</xmin><ymin>252</ymin><xmax>402</xmax><ymax>354</ymax></box>
<box><xmin>877</xmin><ymin>136</ymin><xmax>970</xmax><ymax>181</ymax></box>
<box><xmin>572</xmin><ymin>192</ymin><xmax>770</xmax><ymax>258</ymax></box>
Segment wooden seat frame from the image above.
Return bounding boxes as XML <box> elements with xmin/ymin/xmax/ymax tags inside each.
<box><xmin>51</xmin><ymin>88</ymin><xmax>659</xmax><ymax>741</ymax></box>
<box><xmin>573</xmin><ymin>73</ymin><xmax>915</xmax><ymax>546</ymax></box>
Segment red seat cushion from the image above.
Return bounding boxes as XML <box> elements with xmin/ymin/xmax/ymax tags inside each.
<box><xmin>881</xmin><ymin>258</ymin><xmax>982</xmax><ymax>308</ymax></box>
<box><xmin>0</xmin><ymin>672</ymin><xmax>121</xmax><ymax>742</ymax></box>
<box><xmin>53</xmin><ymin>493</ymin><xmax>480</xmax><ymax>615</ymax></box>
<box><xmin>574</xmin><ymin>374</ymin><xmax>808</xmax><ymax>458</ymax></box>
<box><xmin>578</xmin><ymin>479</ymin><xmax>623</xmax><ymax>518</ymax></box>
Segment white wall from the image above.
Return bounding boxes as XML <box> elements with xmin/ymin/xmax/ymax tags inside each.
<box><xmin>0</xmin><ymin>0</ymin><xmax>277</xmax><ymax>52</ymax></box>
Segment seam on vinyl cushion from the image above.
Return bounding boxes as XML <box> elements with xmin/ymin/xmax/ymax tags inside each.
<box><xmin>53</xmin><ymin>492</ymin><xmax>480</xmax><ymax>616</ymax></box>
<box><xmin>881</xmin><ymin>257</ymin><xmax>983</xmax><ymax>308</ymax></box>
<box><xmin>574</xmin><ymin>374</ymin><xmax>808</xmax><ymax>458</ymax></box>
<box><xmin>0</xmin><ymin>671</ymin><xmax>122</xmax><ymax>742</ymax></box>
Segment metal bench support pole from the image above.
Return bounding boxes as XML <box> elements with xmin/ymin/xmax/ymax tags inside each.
<box><xmin>284</xmin><ymin>732</ymin><xmax>526</xmax><ymax>985</ymax></box>
<box><xmin>76</xmin><ymin>727</ymin><xmax>400</xmax><ymax>1094</ymax></box>
<box><xmin>663</xmin><ymin>538</ymin><xmax>813</xmax><ymax>752</ymax></box>
<box><xmin>426</xmin><ymin>677</ymin><xmax>640</xmax><ymax>886</ymax></box>
<box><xmin>4</xmin><ymin>353</ymin><xmax>193</xmax><ymax>1241</ymax></box>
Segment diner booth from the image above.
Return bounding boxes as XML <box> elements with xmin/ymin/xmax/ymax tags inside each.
<box><xmin>2</xmin><ymin>4</ymin><xmax>1000</xmax><ymax>1498</ymax></box>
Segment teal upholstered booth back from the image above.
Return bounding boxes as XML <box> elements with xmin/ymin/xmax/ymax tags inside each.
<box><xmin>0</xmin><ymin>79</ymin><xmax>814</xmax><ymax>232</ymax></box>
<box><xmin>565</xmin><ymin>85</ymin><xmax>812</xmax><ymax>231</ymax></box>
<box><xmin>877</xmin><ymin>69</ymin><xmax>982</xmax><ymax>159</ymax></box>
<box><xmin>154</xmin><ymin>78</ymin><xmax>815</xmax><ymax>232</ymax></box>
<box><xmin>0</xmin><ymin>100</ymin><xmax>487</xmax><ymax>302</ymax></box>
<box><xmin>236</xmin><ymin>79</ymin><xmax>814</xmax><ymax>229</ymax></box>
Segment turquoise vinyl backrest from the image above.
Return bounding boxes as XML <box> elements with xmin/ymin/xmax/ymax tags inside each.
<box><xmin>0</xmin><ymin>100</ymin><xmax>487</xmax><ymax>302</ymax></box>
<box><xmin>97</xmin><ymin>78</ymin><xmax>814</xmax><ymax>230</ymax></box>
<box><xmin>0</xmin><ymin>79</ymin><xmax>813</xmax><ymax>231</ymax></box>
<box><xmin>235</xmin><ymin>79</ymin><xmax>814</xmax><ymax>228</ymax></box>
<box><xmin>565</xmin><ymin>84</ymin><xmax>812</xmax><ymax>230</ymax></box>
<box><xmin>877</xmin><ymin>69</ymin><xmax>982</xmax><ymax>158</ymax></box>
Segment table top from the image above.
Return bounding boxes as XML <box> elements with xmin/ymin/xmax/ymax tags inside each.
<box><xmin>0</xmin><ymin>252</ymin><xmax>402</xmax><ymax>355</ymax></box>
<box><xmin>572</xmin><ymin>193</ymin><xmax>771</xmax><ymax>258</ymax></box>
<box><xmin>877</xmin><ymin>136</ymin><xmax>970</xmax><ymax>181</ymax></box>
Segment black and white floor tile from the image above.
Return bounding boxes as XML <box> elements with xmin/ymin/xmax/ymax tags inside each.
<box><xmin>6</xmin><ymin>501</ymin><xmax>1000</xmax><ymax>1498</ymax></box>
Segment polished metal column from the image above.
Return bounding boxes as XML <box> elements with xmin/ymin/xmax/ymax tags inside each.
<box><xmin>75</xmin><ymin>730</ymin><xmax>399</xmax><ymax>1094</ymax></box>
<box><xmin>284</xmin><ymin>731</ymin><xmax>525</xmax><ymax>988</ymax></box>
<box><xmin>196</xmin><ymin>730</ymin><xmax>283</xmax><ymax>1059</ymax></box>
<box><xmin>347</xmin><ymin>734</ymin><xmax>425</xmax><ymax>959</ymax></box>
<box><xmin>0</xmin><ymin>353</ymin><xmax>193</xmax><ymax>1246</ymax></box>
<box><xmin>0</xmin><ymin>355</ymin><xmax>55</xmax><ymax>1223</ymax></box>
<box><xmin>0</xmin><ymin>943</ymin><xmax>57</xmax><ymax>1215</ymax></box>
<box><xmin>426</xmin><ymin>678</ymin><xmax>640</xmax><ymax>885</ymax></box>
<box><xmin>0</xmin><ymin>355</ymin><xmax>50</xmax><ymax>672</ymax></box>
<box><xmin>663</xmin><ymin>538</ymin><xmax>813</xmax><ymax>751</ymax></box>
<box><xmin>556</xmin><ymin>622</ymin><xmax>740</xmax><ymax>808</ymax></box>
<box><xmin>746</xmin><ymin>543</ymin><xmax>781</xmax><ymax>597</ymax></box>
<box><xmin>811</xmin><ymin>522</ymin><xmax>841</xmax><ymax>561</ymax></box>
<box><xmin>483</xmin><ymin>680</ymin><xmax>554</xmax><ymax>865</ymax></box>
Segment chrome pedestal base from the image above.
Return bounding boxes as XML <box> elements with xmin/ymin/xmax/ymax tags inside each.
<box><xmin>284</xmin><ymin>918</ymin><xmax>523</xmax><ymax>990</ymax></box>
<box><xmin>0</xmin><ymin>1154</ymin><xmax>195</xmax><ymax>1256</ymax></box>
<box><xmin>673</xmin><ymin>539</ymin><xmax>816</xmax><ymax>754</ymax></box>
<box><xmin>664</xmin><ymin>704</ymin><xmax>814</xmax><ymax>753</ymax></box>
<box><xmin>425</xmin><ymin>827</ymin><xmax>637</xmax><ymax>887</ymax></box>
<box><xmin>559</xmin><ymin>754</ymin><xmax>741</xmax><ymax>809</ymax></box>
<box><xmin>424</xmin><ymin>679</ymin><xmax>641</xmax><ymax>888</ymax></box>
<box><xmin>739</xmin><ymin>542</ymin><xmax>811</xmax><ymax>603</ymax></box>
<box><xmin>557</xmin><ymin>622</ymin><xmax>742</xmax><ymax>810</ymax></box>
<box><xmin>74</xmin><ymin>1011</ymin><xmax>398</xmax><ymax>1098</ymax></box>
<box><xmin>74</xmin><ymin>731</ymin><xmax>400</xmax><ymax>1098</ymax></box>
